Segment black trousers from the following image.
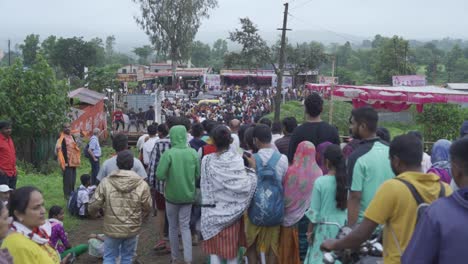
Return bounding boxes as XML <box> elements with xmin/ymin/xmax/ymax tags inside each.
<box><xmin>63</xmin><ymin>167</ymin><xmax>76</xmax><ymax>198</ymax></box>
<box><xmin>0</xmin><ymin>174</ymin><xmax>17</xmax><ymax>189</ymax></box>
<box><xmin>89</xmin><ymin>157</ymin><xmax>100</xmax><ymax>185</ymax></box>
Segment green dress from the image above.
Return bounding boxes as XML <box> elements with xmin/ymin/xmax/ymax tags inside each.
<box><xmin>304</xmin><ymin>175</ymin><xmax>347</xmax><ymax>264</ymax></box>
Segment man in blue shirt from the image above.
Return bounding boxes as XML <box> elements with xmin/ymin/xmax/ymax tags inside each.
<box><xmin>88</xmin><ymin>128</ymin><xmax>102</xmax><ymax>185</ymax></box>
<box><xmin>402</xmin><ymin>137</ymin><xmax>468</xmax><ymax>264</ymax></box>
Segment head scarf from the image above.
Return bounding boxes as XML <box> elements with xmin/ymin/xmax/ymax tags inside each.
<box><xmin>431</xmin><ymin>139</ymin><xmax>451</xmax><ymax>163</ymax></box>
<box><xmin>428</xmin><ymin>139</ymin><xmax>452</xmax><ymax>184</ymax></box>
<box><xmin>282</xmin><ymin>141</ymin><xmax>322</xmax><ymax>227</ymax></box>
<box><xmin>316</xmin><ymin>142</ymin><xmax>333</xmax><ymax>175</ymax></box>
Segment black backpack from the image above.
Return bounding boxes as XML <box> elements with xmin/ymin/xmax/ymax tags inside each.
<box><xmin>83</xmin><ymin>143</ymin><xmax>90</xmax><ymax>159</ymax></box>
<box><xmin>396</xmin><ymin>178</ymin><xmax>446</xmax><ymax>223</ymax></box>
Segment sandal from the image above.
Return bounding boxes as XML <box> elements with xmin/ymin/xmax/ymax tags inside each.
<box><xmin>153</xmin><ymin>240</ymin><xmax>166</xmax><ymax>251</ymax></box>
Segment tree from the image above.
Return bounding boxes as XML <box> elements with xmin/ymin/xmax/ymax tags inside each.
<box><xmin>86</xmin><ymin>64</ymin><xmax>121</xmax><ymax>92</ymax></box>
<box><xmin>0</xmin><ymin>55</ymin><xmax>68</xmax><ymax>139</ymax></box>
<box><xmin>133</xmin><ymin>45</ymin><xmax>154</xmax><ymax>65</ymax></box>
<box><xmin>50</xmin><ymin>37</ymin><xmax>101</xmax><ymax>79</ymax></box>
<box><xmin>89</xmin><ymin>37</ymin><xmax>106</xmax><ymax>67</ymax></box>
<box><xmin>275</xmin><ymin>41</ymin><xmax>326</xmax><ymax>87</ymax></box>
<box><xmin>446</xmin><ymin>45</ymin><xmax>464</xmax><ymax>82</ymax></box>
<box><xmin>19</xmin><ymin>34</ymin><xmax>40</xmax><ymax>66</ymax></box>
<box><xmin>41</xmin><ymin>35</ymin><xmax>57</xmax><ymax>64</ymax></box>
<box><xmin>374</xmin><ymin>36</ymin><xmax>415</xmax><ymax>84</ymax></box>
<box><xmin>0</xmin><ymin>51</ymin><xmax>20</xmax><ymax>67</ymax></box>
<box><xmin>210</xmin><ymin>39</ymin><xmax>228</xmax><ymax>72</ymax></box>
<box><xmin>190</xmin><ymin>41</ymin><xmax>211</xmax><ymax>67</ymax></box>
<box><xmin>105</xmin><ymin>35</ymin><xmax>116</xmax><ymax>59</ymax></box>
<box><xmin>212</xmin><ymin>39</ymin><xmax>228</xmax><ymax>58</ymax></box>
<box><xmin>226</xmin><ymin>18</ymin><xmax>272</xmax><ymax>70</ymax></box>
<box><xmin>134</xmin><ymin>0</ymin><xmax>218</xmax><ymax>84</ymax></box>
<box><xmin>228</xmin><ymin>17</ymin><xmax>289</xmax><ymax>121</ymax></box>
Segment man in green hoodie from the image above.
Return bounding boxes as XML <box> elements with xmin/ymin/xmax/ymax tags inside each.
<box><xmin>156</xmin><ymin>125</ymin><xmax>200</xmax><ymax>264</ymax></box>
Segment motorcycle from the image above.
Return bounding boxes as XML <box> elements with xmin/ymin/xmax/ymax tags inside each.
<box><xmin>319</xmin><ymin>222</ymin><xmax>383</xmax><ymax>264</ymax></box>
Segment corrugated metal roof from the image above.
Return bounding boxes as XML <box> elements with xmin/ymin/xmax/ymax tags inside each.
<box><xmin>447</xmin><ymin>83</ymin><xmax>468</xmax><ymax>90</ymax></box>
<box><xmin>68</xmin><ymin>87</ymin><xmax>105</xmax><ymax>105</ymax></box>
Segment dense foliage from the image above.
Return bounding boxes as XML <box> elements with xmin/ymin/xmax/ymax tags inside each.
<box><xmin>0</xmin><ymin>55</ymin><xmax>68</xmax><ymax>138</ymax></box>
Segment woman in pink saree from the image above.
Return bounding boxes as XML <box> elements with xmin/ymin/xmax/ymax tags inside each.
<box><xmin>279</xmin><ymin>141</ymin><xmax>323</xmax><ymax>264</ymax></box>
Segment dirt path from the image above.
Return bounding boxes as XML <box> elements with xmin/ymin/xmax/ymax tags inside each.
<box><xmin>68</xmin><ymin>216</ymin><xmax>206</xmax><ymax>264</ymax></box>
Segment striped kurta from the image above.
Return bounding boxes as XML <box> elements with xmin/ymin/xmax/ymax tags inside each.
<box><xmin>202</xmin><ymin>218</ymin><xmax>246</xmax><ymax>259</ymax></box>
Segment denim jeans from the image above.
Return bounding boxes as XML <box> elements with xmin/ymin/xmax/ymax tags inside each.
<box><xmin>89</xmin><ymin>157</ymin><xmax>100</xmax><ymax>185</ymax></box>
<box><xmin>166</xmin><ymin>201</ymin><xmax>192</xmax><ymax>263</ymax></box>
<box><xmin>103</xmin><ymin>236</ymin><xmax>137</xmax><ymax>264</ymax></box>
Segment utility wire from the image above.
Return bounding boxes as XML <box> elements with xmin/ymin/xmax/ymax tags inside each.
<box><xmin>290</xmin><ymin>0</ymin><xmax>314</xmax><ymax>10</ymax></box>
<box><xmin>287</xmin><ymin>12</ymin><xmax>363</xmax><ymax>44</ymax></box>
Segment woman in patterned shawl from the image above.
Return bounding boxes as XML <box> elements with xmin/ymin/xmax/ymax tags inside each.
<box><xmin>200</xmin><ymin>125</ymin><xmax>257</xmax><ymax>264</ymax></box>
<box><xmin>278</xmin><ymin>141</ymin><xmax>323</xmax><ymax>264</ymax></box>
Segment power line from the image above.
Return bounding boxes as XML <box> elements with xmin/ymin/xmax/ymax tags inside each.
<box><xmin>287</xmin><ymin>12</ymin><xmax>362</xmax><ymax>44</ymax></box>
<box><xmin>290</xmin><ymin>0</ymin><xmax>314</xmax><ymax>10</ymax></box>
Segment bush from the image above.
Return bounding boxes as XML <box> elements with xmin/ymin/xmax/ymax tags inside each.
<box><xmin>416</xmin><ymin>104</ymin><xmax>468</xmax><ymax>142</ymax></box>
<box><xmin>38</xmin><ymin>160</ymin><xmax>61</xmax><ymax>175</ymax></box>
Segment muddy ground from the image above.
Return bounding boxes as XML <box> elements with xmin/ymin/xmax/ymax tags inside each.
<box><xmin>69</xmin><ymin>216</ymin><xmax>206</xmax><ymax>264</ymax></box>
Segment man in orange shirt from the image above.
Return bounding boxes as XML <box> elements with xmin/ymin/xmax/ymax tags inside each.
<box><xmin>0</xmin><ymin>121</ymin><xmax>17</xmax><ymax>189</ymax></box>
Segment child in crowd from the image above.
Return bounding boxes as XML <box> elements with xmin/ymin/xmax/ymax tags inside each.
<box><xmin>0</xmin><ymin>185</ymin><xmax>11</xmax><ymax>206</ymax></box>
<box><xmin>48</xmin><ymin>206</ymin><xmax>88</xmax><ymax>259</ymax></box>
<box><xmin>244</xmin><ymin>124</ymin><xmax>289</xmax><ymax>264</ymax></box>
<box><xmin>77</xmin><ymin>174</ymin><xmax>96</xmax><ymax>218</ymax></box>
<box><xmin>304</xmin><ymin>145</ymin><xmax>348</xmax><ymax>263</ymax></box>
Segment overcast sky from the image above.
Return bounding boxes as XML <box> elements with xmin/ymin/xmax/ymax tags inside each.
<box><xmin>1</xmin><ymin>0</ymin><xmax>467</xmax><ymax>50</ymax></box>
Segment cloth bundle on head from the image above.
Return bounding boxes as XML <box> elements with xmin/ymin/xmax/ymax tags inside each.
<box><xmin>316</xmin><ymin>142</ymin><xmax>333</xmax><ymax>175</ymax></box>
<box><xmin>283</xmin><ymin>141</ymin><xmax>322</xmax><ymax>227</ymax></box>
<box><xmin>0</xmin><ymin>121</ymin><xmax>11</xmax><ymax>130</ymax></box>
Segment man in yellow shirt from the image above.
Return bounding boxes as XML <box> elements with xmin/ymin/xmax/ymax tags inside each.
<box><xmin>321</xmin><ymin>134</ymin><xmax>452</xmax><ymax>264</ymax></box>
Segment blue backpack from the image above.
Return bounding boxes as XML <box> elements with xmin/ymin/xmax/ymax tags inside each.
<box><xmin>67</xmin><ymin>187</ymin><xmax>85</xmax><ymax>217</ymax></box>
<box><xmin>248</xmin><ymin>151</ymin><xmax>284</xmax><ymax>226</ymax></box>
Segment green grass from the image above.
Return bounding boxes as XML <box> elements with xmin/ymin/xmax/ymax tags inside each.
<box><xmin>265</xmin><ymin>100</ymin><xmax>354</xmax><ymax>136</ymax></box>
<box><xmin>380</xmin><ymin>121</ymin><xmax>422</xmax><ymax>138</ymax></box>
<box><xmin>16</xmin><ymin>146</ymin><xmax>115</xmax><ymax>231</ymax></box>
<box><xmin>266</xmin><ymin>101</ymin><xmax>424</xmax><ymax>139</ymax></box>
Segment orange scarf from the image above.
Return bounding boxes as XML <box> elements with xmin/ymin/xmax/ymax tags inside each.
<box><xmin>56</xmin><ymin>133</ymin><xmax>81</xmax><ymax>170</ymax></box>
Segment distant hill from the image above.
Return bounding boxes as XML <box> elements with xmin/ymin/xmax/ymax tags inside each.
<box><xmin>1</xmin><ymin>29</ymin><xmax>467</xmax><ymax>55</ymax></box>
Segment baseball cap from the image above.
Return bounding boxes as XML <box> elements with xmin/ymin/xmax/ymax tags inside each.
<box><xmin>0</xmin><ymin>185</ymin><xmax>12</xmax><ymax>192</ymax></box>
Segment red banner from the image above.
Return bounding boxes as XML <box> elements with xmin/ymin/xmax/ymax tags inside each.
<box><xmin>70</xmin><ymin>100</ymin><xmax>107</xmax><ymax>138</ymax></box>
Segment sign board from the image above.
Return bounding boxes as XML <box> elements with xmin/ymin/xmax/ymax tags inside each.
<box><xmin>116</xmin><ymin>74</ymin><xmax>137</xmax><ymax>82</ymax></box>
<box><xmin>392</xmin><ymin>75</ymin><xmax>426</xmax><ymax>87</ymax></box>
<box><xmin>204</xmin><ymin>74</ymin><xmax>221</xmax><ymax>90</ymax></box>
<box><xmin>272</xmin><ymin>76</ymin><xmax>293</xmax><ymax>88</ymax></box>
<box><xmin>319</xmin><ymin>76</ymin><xmax>339</xmax><ymax>85</ymax></box>
<box><xmin>137</xmin><ymin>68</ymin><xmax>145</xmax><ymax>82</ymax></box>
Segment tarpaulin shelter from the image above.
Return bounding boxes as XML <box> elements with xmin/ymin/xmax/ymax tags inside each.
<box><xmin>306</xmin><ymin>83</ymin><xmax>468</xmax><ymax>112</ymax></box>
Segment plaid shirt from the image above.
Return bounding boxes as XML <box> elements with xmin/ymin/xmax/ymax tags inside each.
<box><xmin>148</xmin><ymin>137</ymin><xmax>171</xmax><ymax>193</ymax></box>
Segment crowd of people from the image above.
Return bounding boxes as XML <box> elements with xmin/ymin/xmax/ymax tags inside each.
<box><xmin>0</xmin><ymin>91</ymin><xmax>468</xmax><ymax>264</ymax></box>
<box><xmin>112</xmin><ymin>85</ymin><xmax>311</xmax><ymax>133</ymax></box>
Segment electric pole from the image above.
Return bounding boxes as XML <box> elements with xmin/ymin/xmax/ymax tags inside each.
<box><xmin>328</xmin><ymin>55</ymin><xmax>336</xmax><ymax>124</ymax></box>
<box><xmin>8</xmin><ymin>39</ymin><xmax>11</xmax><ymax>66</ymax></box>
<box><xmin>274</xmin><ymin>2</ymin><xmax>291</xmax><ymax>122</ymax></box>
